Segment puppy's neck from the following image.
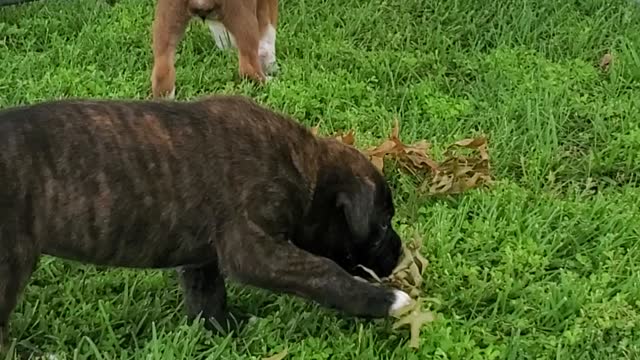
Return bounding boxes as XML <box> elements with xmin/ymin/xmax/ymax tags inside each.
<box><xmin>309</xmin><ymin>138</ymin><xmax>365</xmax><ymax>198</ymax></box>
<box><xmin>294</xmin><ymin>134</ymin><xmax>372</xmax><ymax>219</ymax></box>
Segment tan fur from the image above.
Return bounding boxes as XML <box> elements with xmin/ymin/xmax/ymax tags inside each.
<box><xmin>151</xmin><ymin>0</ymin><xmax>278</xmax><ymax>98</ymax></box>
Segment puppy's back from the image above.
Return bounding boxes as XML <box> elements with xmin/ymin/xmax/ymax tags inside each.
<box><xmin>0</xmin><ymin>96</ymin><xmax>313</xmax><ymax>187</ymax></box>
<box><xmin>0</xmin><ymin>96</ymin><xmax>317</xmax><ymax>267</ymax></box>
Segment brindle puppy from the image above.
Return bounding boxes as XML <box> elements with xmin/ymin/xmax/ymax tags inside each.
<box><xmin>0</xmin><ymin>95</ymin><xmax>411</xmax><ymax>348</ymax></box>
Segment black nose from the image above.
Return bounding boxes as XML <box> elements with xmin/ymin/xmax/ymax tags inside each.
<box><xmin>191</xmin><ymin>7</ymin><xmax>213</xmax><ymax>19</ymax></box>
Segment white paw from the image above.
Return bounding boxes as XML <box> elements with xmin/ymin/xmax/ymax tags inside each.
<box><xmin>261</xmin><ymin>61</ymin><xmax>280</xmax><ymax>76</ymax></box>
<box><xmin>207</xmin><ymin>21</ymin><xmax>236</xmax><ymax>50</ymax></box>
<box><xmin>167</xmin><ymin>87</ymin><xmax>175</xmax><ymax>99</ymax></box>
<box><xmin>262</xmin><ymin>60</ymin><xmax>279</xmax><ymax>76</ymax></box>
<box><xmin>389</xmin><ymin>289</ymin><xmax>412</xmax><ymax>315</ymax></box>
<box><xmin>259</xmin><ymin>25</ymin><xmax>277</xmax><ymax>75</ymax></box>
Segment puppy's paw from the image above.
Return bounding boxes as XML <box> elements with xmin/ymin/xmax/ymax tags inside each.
<box><xmin>389</xmin><ymin>289</ymin><xmax>412</xmax><ymax>315</ymax></box>
<box><xmin>263</xmin><ymin>62</ymin><xmax>279</xmax><ymax>76</ymax></box>
<box><xmin>259</xmin><ymin>25</ymin><xmax>278</xmax><ymax>76</ymax></box>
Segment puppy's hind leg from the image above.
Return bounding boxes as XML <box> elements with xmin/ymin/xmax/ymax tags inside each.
<box><xmin>257</xmin><ymin>0</ymin><xmax>278</xmax><ymax>76</ymax></box>
<box><xmin>177</xmin><ymin>259</ymin><xmax>240</xmax><ymax>334</ymax></box>
<box><xmin>222</xmin><ymin>2</ymin><xmax>266</xmax><ymax>83</ymax></box>
<box><xmin>151</xmin><ymin>0</ymin><xmax>190</xmax><ymax>99</ymax></box>
<box><xmin>217</xmin><ymin>220</ymin><xmax>412</xmax><ymax>319</ymax></box>
<box><xmin>0</xmin><ymin>233</ymin><xmax>39</xmax><ymax>352</ymax></box>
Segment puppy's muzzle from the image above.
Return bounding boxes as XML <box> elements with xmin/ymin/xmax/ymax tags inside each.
<box><xmin>374</xmin><ymin>230</ymin><xmax>403</xmax><ymax>277</ymax></box>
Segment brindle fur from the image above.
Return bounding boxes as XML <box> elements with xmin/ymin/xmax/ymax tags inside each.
<box><xmin>0</xmin><ymin>95</ymin><xmax>403</xmax><ymax>348</ymax></box>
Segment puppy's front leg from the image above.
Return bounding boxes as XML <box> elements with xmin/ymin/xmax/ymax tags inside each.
<box><xmin>0</xmin><ymin>232</ymin><xmax>39</xmax><ymax>353</ymax></box>
<box><xmin>257</xmin><ymin>0</ymin><xmax>278</xmax><ymax>75</ymax></box>
<box><xmin>151</xmin><ymin>0</ymin><xmax>190</xmax><ymax>98</ymax></box>
<box><xmin>177</xmin><ymin>260</ymin><xmax>241</xmax><ymax>333</ymax></box>
<box><xmin>219</xmin><ymin>221</ymin><xmax>411</xmax><ymax>318</ymax></box>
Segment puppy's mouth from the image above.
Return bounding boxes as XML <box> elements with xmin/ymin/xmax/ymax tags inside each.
<box><xmin>354</xmin><ymin>233</ymin><xmax>402</xmax><ymax>279</ymax></box>
<box><xmin>349</xmin><ymin>253</ymin><xmax>394</xmax><ymax>280</ymax></box>
<box><xmin>352</xmin><ymin>264</ymin><xmax>382</xmax><ymax>281</ymax></box>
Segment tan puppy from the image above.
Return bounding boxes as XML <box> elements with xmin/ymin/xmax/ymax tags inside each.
<box><xmin>151</xmin><ymin>0</ymin><xmax>278</xmax><ymax>98</ymax></box>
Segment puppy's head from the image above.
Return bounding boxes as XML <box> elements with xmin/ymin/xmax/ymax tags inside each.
<box><xmin>296</xmin><ymin>139</ymin><xmax>403</xmax><ymax>279</ymax></box>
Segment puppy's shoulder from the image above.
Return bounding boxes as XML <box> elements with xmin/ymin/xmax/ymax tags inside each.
<box><xmin>194</xmin><ymin>95</ymin><xmax>312</xmax><ymax>135</ymax></box>
<box><xmin>194</xmin><ymin>94</ymin><xmax>261</xmax><ymax>111</ymax></box>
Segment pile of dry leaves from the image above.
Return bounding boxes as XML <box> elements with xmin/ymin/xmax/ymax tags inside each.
<box><xmin>312</xmin><ymin>119</ymin><xmax>493</xmax><ymax>195</ymax></box>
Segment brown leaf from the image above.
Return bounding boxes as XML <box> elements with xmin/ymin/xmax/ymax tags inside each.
<box><xmin>449</xmin><ymin>137</ymin><xmax>489</xmax><ymax>161</ymax></box>
<box><xmin>366</xmin><ymin>139</ymin><xmax>398</xmax><ymax>157</ymax></box>
<box><xmin>263</xmin><ymin>350</ymin><xmax>288</xmax><ymax>360</ymax></box>
<box><xmin>392</xmin><ymin>306</ymin><xmax>436</xmax><ymax>349</ymax></box>
<box><xmin>336</xmin><ymin>130</ymin><xmax>356</xmax><ymax>146</ymax></box>
<box><xmin>362</xmin><ymin>123</ymin><xmax>436</xmax><ymax>176</ymax></box>
<box><xmin>599</xmin><ymin>53</ymin><xmax>613</xmax><ymax>72</ymax></box>
<box><xmin>370</xmin><ymin>155</ymin><xmax>385</xmax><ymax>172</ymax></box>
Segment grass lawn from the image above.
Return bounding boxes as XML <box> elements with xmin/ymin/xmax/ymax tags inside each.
<box><xmin>2</xmin><ymin>0</ymin><xmax>640</xmax><ymax>358</ymax></box>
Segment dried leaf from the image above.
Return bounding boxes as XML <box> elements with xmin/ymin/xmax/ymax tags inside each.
<box><xmin>409</xmin><ymin>288</ymin><xmax>421</xmax><ymax>298</ymax></box>
<box><xmin>425</xmin><ymin>136</ymin><xmax>493</xmax><ymax>195</ymax></box>
<box><xmin>391</xmin><ymin>118</ymin><xmax>400</xmax><ymax>138</ymax></box>
<box><xmin>367</xmin><ymin>139</ymin><xmax>399</xmax><ymax>157</ymax></box>
<box><xmin>449</xmin><ymin>136</ymin><xmax>489</xmax><ymax>160</ymax></box>
<box><xmin>408</xmin><ymin>263</ymin><xmax>422</xmax><ymax>286</ymax></box>
<box><xmin>391</xmin><ymin>304</ymin><xmax>436</xmax><ymax>349</ymax></box>
<box><xmin>370</xmin><ymin>155</ymin><xmax>385</xmax><ymax>172</ymax></box>
<box><xmin>263</xmin><ymin>350</ymin><xmax>288</xmax><ymax>360</ymax></box>
<box><xmin>599</xmin><ymin>53</ymin><xmax>613</xmax><ymax>72</ymax></box>
<box><xmin>413</xmin><ymin>252</ymin><xmax>429</xmax><ymax>273</ymax></box>
<box><xmin>335</xmin><ymin>130</ymin><xmax>356</xmax><ymax>146</ymax></box>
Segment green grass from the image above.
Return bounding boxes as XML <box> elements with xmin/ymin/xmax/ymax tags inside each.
<box><xmin>2</xmin><ymin>0</ymin><xmax>640</xmax><ymax>358</ymax></box>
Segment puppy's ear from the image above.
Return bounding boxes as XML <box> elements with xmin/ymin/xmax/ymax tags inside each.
<box><xmin>336</xmin><ymin>178</ymin><xmax>375</xmax><ymax>240</ymax></box>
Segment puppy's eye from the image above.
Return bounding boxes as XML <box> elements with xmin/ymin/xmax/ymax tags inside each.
<box><xmin>380</xmin><ymin>224</ymin><xmax>388</xmax><ymax>232</ymax></box>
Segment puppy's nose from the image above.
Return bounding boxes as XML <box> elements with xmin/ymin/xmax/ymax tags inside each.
<box><xmin>191</xmin><ymin>7</ymin><xmax>213</xmax><ymax>20</ymax></box>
